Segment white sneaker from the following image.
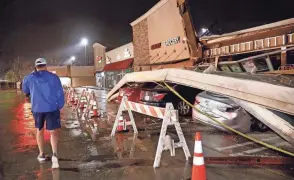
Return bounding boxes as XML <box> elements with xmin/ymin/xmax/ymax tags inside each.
<box><xmin>52</xmin><ymin>155</ymin><xmax>59</xmax><ymax>169</ymax></box>
<box><xmin>37</xmin><ymin>154</ymin><xmax>46</xmax><ymax>163</ymax></box>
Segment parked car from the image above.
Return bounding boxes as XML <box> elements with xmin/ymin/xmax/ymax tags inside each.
<box><xmin>139</xmin><ymin>83</ymin><xmax>201</xmax><ymax>116</ymax></box>
<box><xmin>192</xmin><ymin>91</ymin><xmax>269</xmax><ymax>133</ymax></box>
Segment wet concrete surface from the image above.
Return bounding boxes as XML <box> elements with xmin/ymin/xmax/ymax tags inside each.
<box><xmin>0</xmin><ymin>89</ymin><xmax>293</xmax><ymax>179</ymax></box>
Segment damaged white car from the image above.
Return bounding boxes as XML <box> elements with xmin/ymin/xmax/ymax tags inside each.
<box><xmin>192</xmin><ymin>91</ymin><xmax>268</xmax><ymax>133</ymax></box>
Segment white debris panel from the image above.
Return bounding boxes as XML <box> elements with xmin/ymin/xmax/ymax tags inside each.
<box><xmin>107</xmin><ymin>68</ymin><xmax>294</xmax><ymax>116</ymax></box>
<box><xmin>233</xmin><ymin>98</ymin><xmax>294</xmax><ymax>145</ymax></box>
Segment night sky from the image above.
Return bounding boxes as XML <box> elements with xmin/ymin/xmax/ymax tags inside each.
<box><xmin>0</xmin><ymin>0</ymin><xmax>293</xmax><ymax>68</ymax></box>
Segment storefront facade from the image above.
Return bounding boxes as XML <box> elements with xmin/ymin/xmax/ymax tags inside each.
<box><xmin>93</xmin><ymin>42</ymin><xmax>134</xmax><ymax>89</ymax></box>
<box><xmin>105</xmin><ymin>42</ymin><xmax>134</xmax><ymax>64</ymax></box>
<box><xmin>103</xmin><ymin>58</ymin><xmax>133</xmax><ymax>89</ymax></box>
<box><xmin>131</xmin><ymin>0</ymin><xmax>192</xmax><ymax>71</ymax></box>
<box><xmin>93</xmin><ymin>43</ymin><xmax>107</xmax><ymax>88</ymax></box>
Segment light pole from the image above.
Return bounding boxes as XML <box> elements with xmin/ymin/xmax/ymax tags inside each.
<box><xmin>201</xmin><ymin>28</ymin><xmax>208</xmax><ymax>35</ymax></box>
<box><xmin>80</xmin><ymin>38</ymin><xmax>88</xmax><ymax>65</ymax></box>
<box><xmin>70</xmin><ymin>56</ymin><xmax>76</xmax><ymax>65</ymax></box>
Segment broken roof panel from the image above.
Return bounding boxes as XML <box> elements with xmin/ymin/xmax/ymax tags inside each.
<box><xmin>201</xmin><ymin>18</ymin><xmax>294</xmax><ymax>44</ymax></box>
<box><xmin>107</xmin><ymin>69</ymin><xmax>294</xmax><ymax>115</ymax></box>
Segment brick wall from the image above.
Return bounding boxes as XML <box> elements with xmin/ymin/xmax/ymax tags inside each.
<box><xmin>132</xmin><ymin>19</ymin><xmax>150</xmax><ymax>71</ymax></box>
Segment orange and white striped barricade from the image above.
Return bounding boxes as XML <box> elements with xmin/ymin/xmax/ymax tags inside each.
<box><xmin>80</xmin><ymin>90</ymin><xmax>99</xmax><ymax>136</ymax></box>
<box><xmin>110</xmin><ymin>96</ymin><xmax>138</xmax><ymax>136</ymax></box>
<box><xmin>64</xmin><ymin>88</ymin><xmax>69</xmax><ymax>100</ymax></box>
<box><xmin>76</xmin><ymin>89</ymin><xmax>88</xmax><ymax>110</ymax></box>
<box><xmin>85</xmin><ymin>91</ymin><xmax>101</xmax><ymax>118</ymax></box>
<box><xmin>110</xmin><ymin>96</ymin><xmax>191</xmax><ymax>168</ymax></box>
<box><xmin>84</xmin><ymin>91</ymin><xmax>100</xmax><ymax>120</ymax></box>
<box><xmin>66</xmin><ymin>88</ymin><xmax>75</xmax><ymax>105</ymax></box>
<box><xmin>75</xmin><ymin>89</ymin><xmax>89</xmax><ymax>120</ymax></box>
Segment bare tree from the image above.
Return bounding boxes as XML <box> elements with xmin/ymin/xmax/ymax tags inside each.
<box><xmin>8</xmin><ymin>57</ymin><xmax>34</xmax><ymax>82</ymax></box>
<box><xmin>0</xmin><ymin>60</ymin><xmax>8</xmax><ymax>76</ymax></box>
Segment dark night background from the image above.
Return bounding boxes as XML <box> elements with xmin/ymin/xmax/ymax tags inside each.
<box><xmin>0</xmin><ymin>0</ymin><xmax>293</xmax><ymax>70</ymax></box>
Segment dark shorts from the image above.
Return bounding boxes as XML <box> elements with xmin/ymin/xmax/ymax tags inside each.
<box><xmin>33</xmin><ymin>110</ymin><xmax>61</xmax><ymax>130</ymax></box>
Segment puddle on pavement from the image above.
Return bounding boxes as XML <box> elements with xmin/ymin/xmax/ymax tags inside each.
<box><xmin>9</xmin><ymin>101</ymin><xmax>51</xmax><ymax>152</ymax></box>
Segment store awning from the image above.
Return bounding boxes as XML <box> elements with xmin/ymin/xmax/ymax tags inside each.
<box><xmin>103</xmin><ymin>58</ymin><xmax>133</xmax><ymax>71</ymax></box>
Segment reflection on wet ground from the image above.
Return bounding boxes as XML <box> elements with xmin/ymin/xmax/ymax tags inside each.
<box><xmin>10</xmin><ymin>101</ymin><xmax>51</xmax><ymax>153</ymax></box>
<box><xmin>0</xmin><ymin>90</ymin><xmax>293</xmax><ymax>180</ymax></box>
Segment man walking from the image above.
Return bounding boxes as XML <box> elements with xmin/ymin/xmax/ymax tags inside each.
<box><xmin>22</xmin><ymin>58</ymin><xmax>64</xmax><ymax>169</ymax></box>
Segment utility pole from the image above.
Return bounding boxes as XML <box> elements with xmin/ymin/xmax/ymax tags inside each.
<box><xmin>85</xmin><ymin>45</ymin><xmax>88</xmax><ymax>65</ymax></box>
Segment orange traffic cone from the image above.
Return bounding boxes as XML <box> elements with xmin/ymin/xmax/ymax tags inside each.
<box><xmin>192</xmin><ymin>132</ymin><xmax>206</xmax><ymax>180</ymax></box>
<box><xmin>74</xmin><ymin>95</ymin><xmax>79</xmax><ymax>105</ymax></box>
<box><xmin>70</xmin><ymin>95</ymin><xmax>74</xmax><ymax>102</ymax></box>
<box><xmin>91</xmin><ymin>100</ymin><xmax>100</xmax><ymax>117</ymax></box>
<box><xmin>79</xmin><ymin>97</ymin><xmax>85</xmax><ymax>109</ymax></box>
<box><xmin>92</xmin><ymin>101</ymin><xmax>100</xmax><ymax>117</ymax></box>
<box><xmin>117</xmin><ymin>116</ymin><xmax>126</xmax><ymax>132</ymax></box>
<box><xmin>70</xmin><ymin>89</ymin><xmax>75</xmax><ymax>102</ymax></box>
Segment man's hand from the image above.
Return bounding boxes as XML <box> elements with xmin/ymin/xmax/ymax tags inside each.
<box><xmin>25</xmin><ymin>93</ymin><xmax>31</xmax><ymax>102</ymax></box>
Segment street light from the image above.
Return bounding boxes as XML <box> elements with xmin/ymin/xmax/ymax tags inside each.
<box><xmin>201</xmin><ymin>28</ymin><xmax>208</xmax><ymax>34</ymax></box>
<box><xmin>80</xmin><ymin>38</ymin><xmax>88</xmax><ymax>65</ymax></box>
<box><xmin>80</xmin><ymin>38</ymin><xmax>88</xmax><ymax>46</ymax></box>
<box><xmin>70</xmin><ymin>56</ymin><xmax>76</xmax><ymax>65</ymax></box>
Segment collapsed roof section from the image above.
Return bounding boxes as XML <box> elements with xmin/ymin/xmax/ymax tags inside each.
<box><xmin>107</xmin><ymin>68</ymin><xmax>294</xmax><ymax>116</ymax></box>
<box><xmin>201</xmin><ymin>18</ymin><xmax>294</xmax><ymax>43</ymax></box>
<box><xmin>200</xmin><ymin>18</ymin><xmax>294</xmax><ymax>59</ymax></box>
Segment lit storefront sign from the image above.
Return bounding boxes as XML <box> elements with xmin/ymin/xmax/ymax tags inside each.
<box><xmin>106</xmin><ymin>56</ymin><xmax>111</xmax><ymax>64</ymax></box>
<box><xmin>150</xmin><ymin>36</ymin><xmax>181</xmax><ymax>50</ymax></box>
<box><xmin>151</xmin><ymin>42</ymin><xmax>162</xmax><ymax>50</ymax></box>
<box><xmin>115</xmin><ymin>48</ymin><xmax>132</xmax><ymax>60</ymax></box>
<box><xmin>164</xmin><ymin>36</ymin><xmax>180</xmax><ymax>46</ymax></box>
<box><xmin>96</xmin><ymin>56</ymin><xmax>102</xmax><ymax>63</ymax></box>
<box><xmin>124</xmin><ymin>48</ymin><xmax>131</xmax><ymax>58</ymax></box>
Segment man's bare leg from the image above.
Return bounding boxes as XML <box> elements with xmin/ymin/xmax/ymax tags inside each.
<box><xmin>50</xmin><ymin>130</ymin><xmax>59</xmax><ymax>155</ymax></box>
<box><xmin>36</xmin><ymin>128</ymin><xmax>46</xmax><ymax>162</ymax></box>
<box><xmin>50</xmin><ymin>129</ymin><xmax>60</xmax><ymax>168</ymax></box>
<box><xmin>36</xmin><ymin>129</ymin><xmax>45</xmax><ymax>156</ymax></box>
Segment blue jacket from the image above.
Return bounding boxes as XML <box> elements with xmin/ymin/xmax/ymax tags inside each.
<box><xmin>22</xmin><ymin>70</ymin><xmax>65</xmax><ymax>113</ymax></box>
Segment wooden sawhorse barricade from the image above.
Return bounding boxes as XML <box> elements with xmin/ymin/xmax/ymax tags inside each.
<box><xmin>110</xmin><ymin>96</ymin><xmax>191</xmax><ymax>168</ymax></box>
<box><xmin>66</xmin><ymin>88</ymin><xmax>77</xmax><ymax>106</ymax></box>
<box><xmin>73</xmin><ymin>89</ymin><xmax>101</xmax><ymax>139</ymax></box>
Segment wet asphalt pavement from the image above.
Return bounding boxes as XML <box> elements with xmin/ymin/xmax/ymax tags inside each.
<box><xmin>0</xmin><ymin>89</ymin><xmax>293</xmax><ymax>180</ymax></box>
